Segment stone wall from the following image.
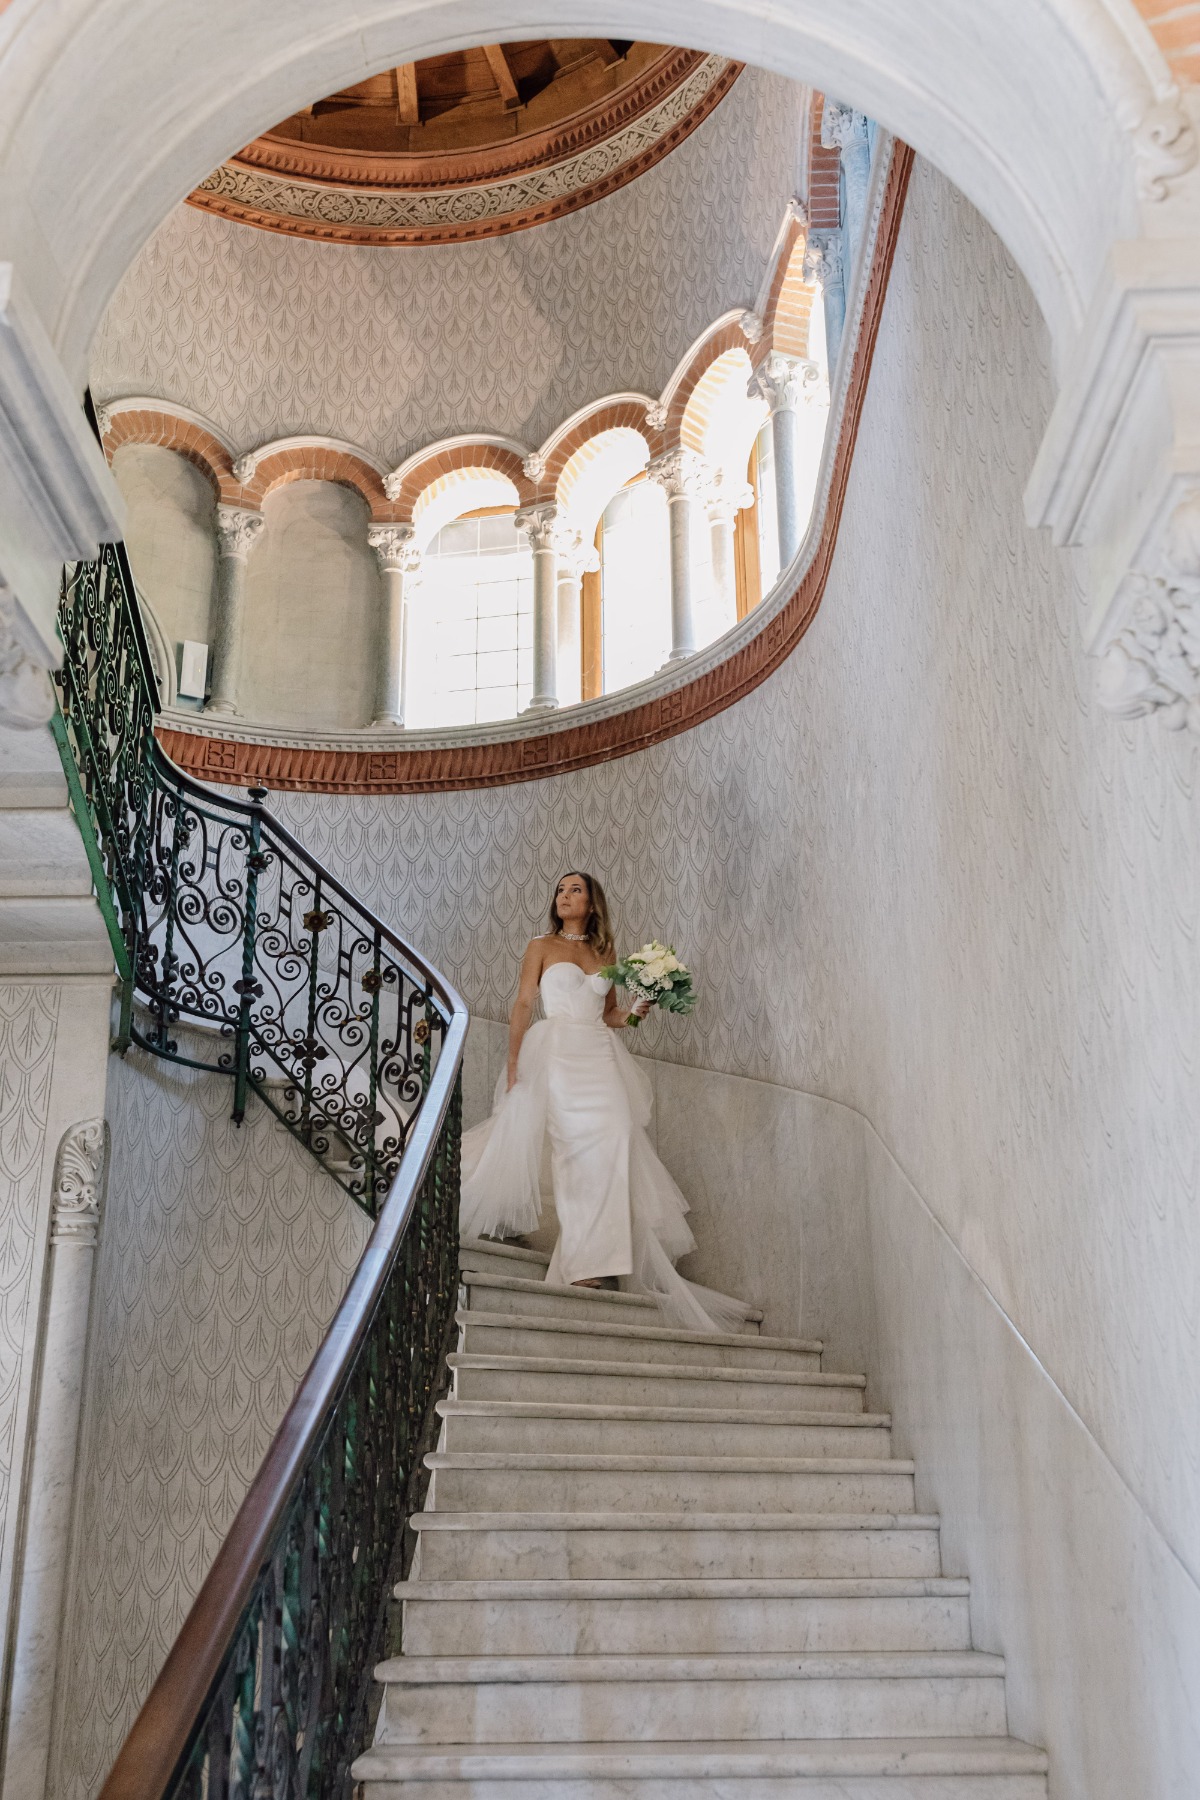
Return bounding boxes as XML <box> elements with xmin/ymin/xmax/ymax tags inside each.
<box><xmin>268</xmin><ymin>157</ymin><xmax>1200</xmax><ymax>1798</ymax></box>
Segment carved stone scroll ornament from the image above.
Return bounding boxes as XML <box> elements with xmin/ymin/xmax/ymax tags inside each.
<box><xmin>1097</xmin><ymin>493</ymin><xmax>1200</xmax><ymax>731</ymax></box>
<box><xmin>50</xmin><ymin>1118</ymin><xmax>109</xmax><ymax>1246</ymax></box>
<box><xmin>367</xmin><ymin>523</ymin><xmax>420</xmax><ymax>576</ymax></box>
<box><xmin>803</xmin><ymin>230</ymin><xmax>844</xmax><ymax>288</ymax></box>
<box><xmin>0</xmin><ymin>588</ymin><xmax>58</xmax><ymax>729</ymax></box>
<box><xmin>215</xmin><ymin>504</ymin><xmax>265</xmax><ymax>561</ymax></box>
<box><xmin>1132</xmin><ymin>97</ymin><xmax>1198</xmax><ymax>203</ymax></box>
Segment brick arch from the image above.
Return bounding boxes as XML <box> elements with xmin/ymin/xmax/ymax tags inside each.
<box><xmin>389</xmin><ymin>442</ymin><xmax>535</xmax><ymax>521</ymax></box>
<box><xmin>245</xmin><ymin>444</ymin><xmax>390</xmax><ymax>518</ymax></box>
<box><xmin>542</xmin><ymin>400</ymin><xmax>661</xmax><ymax>489</ymax></box>
<box><xmin>769</xmin><ymin>234</ymin><xmax>819</xmax><ymax>359</ymax></box>
<box><xmin>101</xmin><ymin>406</ymin><xmax>235</xmax><ymax>501</ymax></box>
<box><xmin>1131</xmin><ymin>1</ymin><xmax>1200</xmax><ymax>86</ymax></box>
<box><xmin>679</xmin><ymin>347</ymin><xmax>760</xmax><ymax>460</ymax></box>
<box><xmin>664</xmin><ymin>320</ymin><xmax>755</xmax><ymax>443</ymax></box>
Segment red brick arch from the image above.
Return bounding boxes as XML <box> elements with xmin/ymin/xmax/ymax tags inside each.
<box><xmin>391</xmin><ymin>442</ymin><xmax>535</xmax><ymax>521</ymax></box>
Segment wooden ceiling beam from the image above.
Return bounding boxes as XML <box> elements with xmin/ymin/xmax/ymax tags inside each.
<box><xmin>395</xmin><ymin>63</ymin><xmax>420</xmax><ymax>125</ymax></box>
<box><xmin>481</xmin><ymin>43</ymin><xmax>520</xmax><ymax>104</ymax></box>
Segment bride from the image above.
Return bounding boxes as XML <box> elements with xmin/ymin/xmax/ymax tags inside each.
<box><xmin>460</xmin><ymin>871</ymin><xmax>750</xmax><ymax>1334</ymax></box>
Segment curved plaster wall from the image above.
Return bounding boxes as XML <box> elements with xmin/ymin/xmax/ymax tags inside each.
<box><xmin>254</xmin><ymin>158</ymin><xmax>1197</xmax><ymax>1798</ymax></box>
<box><xmin>91</xmin><ymin>67</ymin><xmax>807</xmax><ymax>464</ymax></box>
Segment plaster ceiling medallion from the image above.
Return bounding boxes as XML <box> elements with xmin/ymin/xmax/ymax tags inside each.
<box><xmin>188</xmin><ymin>42</ymin><xmax>741</xmax><ymax>246</ymax></box>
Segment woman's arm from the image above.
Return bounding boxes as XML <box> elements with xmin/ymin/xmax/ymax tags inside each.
<box><xmin>507</xmin><ymin>939</ymin><xmax>545</xmax><ymax>1088</ymax></box>
<box><xmin>602</xmin><ymin>944</ymin><xmax>651</xmax><ymax>1030</ymax></box>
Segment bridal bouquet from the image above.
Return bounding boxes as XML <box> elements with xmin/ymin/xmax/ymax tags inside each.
<box><xmin>602</xmin><ymin>941</ymin><xmax>696</xmax><ymax>1027</ymax></box>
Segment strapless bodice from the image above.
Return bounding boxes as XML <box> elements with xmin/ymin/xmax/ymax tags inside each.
<box><xmin>539</xmin><ymin>961</ymin><xmax>611</xmax><ymax>1022</ymax></box>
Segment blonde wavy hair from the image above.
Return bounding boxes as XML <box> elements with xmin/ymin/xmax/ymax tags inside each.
<box><xmin>547</xmin><ymin>871</ymin><xmax>613</xmax><ymax>957</ymax></box>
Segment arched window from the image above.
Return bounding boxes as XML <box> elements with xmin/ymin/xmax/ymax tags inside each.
<box><xmin>405</xmin><ymin>506</ymin><xmax>533</xmax><ymax>727</ymax></box>
<box><xmin>598</xmin><ymin>477</ymin><xmax>671</xmax><ymax>693</ymax></box>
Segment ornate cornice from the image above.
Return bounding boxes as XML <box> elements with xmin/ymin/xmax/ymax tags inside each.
<box><xmin>158</xmin><ymin>143</ymin><xmax>915</xmax><ymax>794</ymax></box>
<box><xmin>187</xmin><ymin>56</ymin><xmax>741</xmax><ymax>248</ymax></box>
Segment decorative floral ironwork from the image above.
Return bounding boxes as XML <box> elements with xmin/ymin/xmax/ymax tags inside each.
<box><xmin>58</xmin><ymin>403</ymin><xmax>469</xmax><ymax>1800</ymax></box>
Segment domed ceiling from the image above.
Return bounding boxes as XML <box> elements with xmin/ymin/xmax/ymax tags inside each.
<box><xmin>189</xmin><ymin>40</ymin><xmax>741</xmax><ymax>246</ymax></box>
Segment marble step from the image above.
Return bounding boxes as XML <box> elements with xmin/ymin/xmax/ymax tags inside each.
<box><xmin>462</xmin><ymin>1272</ymin><xmax>762</xmax><ymax>1333</ymax></box>
<box><xmin>0</xmin><ymin>894</ymin><xmax>115</xmax><ymax>974</ymax></box>
<box><xmin>396</xmin><ymin>1576</ymin><xmax>972</xmax><ymax>1656</ymax></box>
<box><xmin>353</xmin><ymin>1734</ymin><xmax>1049</xmax><ymax>1798</ymax></box>
<box><xmin>425</xmin><ymin>1451</ymin><xmax>917</xmax><ymax>1515</ymax></box>
<box><xmin>459</xmin><ymin>1240</ymin><xmax>551</xmax><ymax>1280</ymax></box>
<box><xmin>456</xmin><ymin>1312</ymin><xmax>824</xmax><ymax>1373</ymax></box>
<box><xmin>372</xmin><ymin>1650</ymin><xmax>1010</xmax><ymax>1745</ymax></box>
<box><xmin>436</xmin><ymin>1398</ymin><xmax>892</xmax><ymax>1461</ymax></box>
<box><xmin>410</xmin><ymin>1511</ymin><xmax>945</xmax><ymax>1582</ymax></box>
<box><xmin>0</xmin><ymin>807</ymin><xmax>95</xmax><ymax>897</ymax></box>
<box><xmin>450</xmin><ymin>1353</ymin><xmax>863</xmax><ymax>1412</ymax></box>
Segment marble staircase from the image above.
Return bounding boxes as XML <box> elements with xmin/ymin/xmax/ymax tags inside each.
<box><xmin>353</xmin><ymin>1239</ymin><xmax>1049</xmax><ymax>1799</ymax></box>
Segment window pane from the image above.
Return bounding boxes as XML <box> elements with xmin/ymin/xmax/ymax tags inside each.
<box><xmin>599</xmin><ymin>482</ymin><xmax>671</xmax><ymax>694</ymax></box>
<box><xmin>404</xmin><ymin>512</ymin><xmax>534</xmax><ymax>727</ymax></box>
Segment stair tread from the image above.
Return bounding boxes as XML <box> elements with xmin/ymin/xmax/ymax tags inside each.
<box><xmin>455</xmin><ymin>1310</ymin><xmax>820</xmax><ymax>1353</ymax></box>
<box><xmin>451</xmin><ymin>1351</ymin><xmax>853</xmax><ymax>1385</ymax></box>
<box><xmin>427</xmin><ymin>1451</ymin><xmax>911</xmax><ymax>1474</ymax></box>
<box><xmin>461</xmin><ymin>1239</ymin><xmax>551</xmax><ymax>1268</ymax></box>
<box><xmin>397</xmin><ymin>1577</ymin><xmax>970</xmax><ymax>1600</ymax></box>
<box><xmin>412</xmin><ymin>1512</ymin><xmax>941</xmax><ymax>1532</ymax></box>
<box><xmin>464</xmin><ymin>1274</ymin><xmax>766</xmax><ymax>1332</ymax></box>
<box><xmin>375</xmin><ymin>1650</ymin><xmax>1006</xmax><ymax>1683</ymax></box>
<box><xmin>439</xmin><ymin>1399</ymin><xmax>888</xmax><ymax>1428</ymax></box>
<box><xmin>354</xmin><ymin>1735</ymin><xmax>1049</xmax><ymax>1778</ymax></box>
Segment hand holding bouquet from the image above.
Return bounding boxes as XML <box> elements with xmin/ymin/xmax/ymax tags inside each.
<box><xmin>601</xmin><ymin>941</ymin><xmax>696</xmax><ymax>1027</ymax></box>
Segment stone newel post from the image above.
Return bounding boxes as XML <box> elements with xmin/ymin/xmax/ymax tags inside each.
<box><xmin>516</xmin><ymin>503</ymin><xmax>561</xmax><ymax>711</ymax></box>
<box><xmin>207</xmin><ymin>504</ymin><xmax>265</xmax><ymax>717</ymax></box>
<box><xmin>368</xmin><ymin>524</ymin><xmax>420</xmax><ymax>727</ymax></box>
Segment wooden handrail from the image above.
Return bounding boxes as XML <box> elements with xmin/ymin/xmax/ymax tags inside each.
<box><xmin>97</xmin><ymin>993</ymin><xmax>467</xmax><ymax>1800</ymax></box>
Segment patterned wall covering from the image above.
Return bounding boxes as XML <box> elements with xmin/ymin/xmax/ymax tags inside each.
<box><xmin>271</xmin><ymin>159</ymin><xmax>1200</xmax><ymax>1592</ymax></box>
<box><xmin>49</xmin><ymin>1036</ymin><xmax>370</xmax><ymax>1800</ymax></box>
<box><xmin>88</xmin><ymin>68</ymin><xmax>804</xmax><ymax>463</ymax></box>
<box><xmin>0</xmin><ymin>987</ymin><xmax>59</xmax><ymax>1606</ymax></box>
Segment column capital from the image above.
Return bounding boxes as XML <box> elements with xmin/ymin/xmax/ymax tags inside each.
<box><xmin>647</xmin><ymin>448</ymin><xmax>715</xmax><ymax>503</ymax></box>
<box><xmin>515</xmin><ymin>502</ymin><xmax>560</xmax><ymax>552</ymax></box>
<box><xmin>706</xmin><ymin>476</ymin><xmax>754</xmax><ymax>527</ymax></box>
<box><xmin>50</xmin><ymin>1118</ymin><xmax>107</xmax><ymax>1246</ymax></box>
<box><xmin>748</xmin><ymin>351</ymin><xmax>823</xmax><ymax>416</ymax></box>
<box><xmin>557</xmin><ymin>529</ymin><xmax>600</xmax><ymax>583</ymax></box>
<box><xmin>803</xmin><ymin>229</ymin><xmax>843</xmax><ymax>288</ymax></box>
<box><xmin>367</xmin><ymin>522</ymin><xmax>420</xmax><ymax>574</ymax></box>
<box><xmin>820</xmin><ymin>101</ymin><xmax>869</xmax><ymax>152</ymax></box>
<box><xmin>215</xmin><ymin>503</ymin><xmax>265</xmax><ymax>560</ymax></box>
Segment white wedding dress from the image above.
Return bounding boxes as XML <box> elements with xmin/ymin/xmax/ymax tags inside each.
<box><xmin>460</xmin><ymin>962</ymin><xmax>751</xmax><ymax>1334</ymax></box>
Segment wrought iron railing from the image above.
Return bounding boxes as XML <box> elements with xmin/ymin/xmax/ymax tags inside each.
<box><xmin>52</xmin><ymin>401</ymin><xmax>470</xmax><ymax>1798</ymax></box>
<box><xmin>53</xmin><ymin>479</ymin><xmax>448</xmax><ymax>1216</ymax></box>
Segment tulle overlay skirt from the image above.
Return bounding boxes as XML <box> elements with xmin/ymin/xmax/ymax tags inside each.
<box><xmin>460</xmin><ymin>1017</ymin><xmax>750</xmax><ymax>1334</ymax></box>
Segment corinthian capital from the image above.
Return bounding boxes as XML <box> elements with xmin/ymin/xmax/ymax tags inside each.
<box><xmin>803</xmin><ymin>229</ymin><xmax>843</xmax><ymax>288</ymax></box>
<box><xmin>514</xmin><ymin>502</ymin><xmax>561</xmax><ymax>553</ymax></box>
<box><xmin>705</xmin><ymin>475</ymin><xmax>754</xmax><ymax>526</ymax></box>
<box><xmin>647</xmin><ymin>448</ymin><xmax>715</xmax><ymax>503</ymax></box>
<box><xmin>748</xmin><ymin>352</ymin><xmax>823</xmax><ymax>416</ymax></box>
<box><xmin>821</xmin><ymin>101</ymin><xmax>869</xmax><ymax>153</ymax></box>
<box><xmin>367</xmin><ymin>523</ymin><xmax>420</xmax><ymax>575</ymax></box>
<box><xmin>215</xmin><ymin>504</ymin><xmax>265</xmax><ymax>561</ymax></box>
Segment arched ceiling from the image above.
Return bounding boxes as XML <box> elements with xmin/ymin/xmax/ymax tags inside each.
<box><xmin>188</xmin><ymin>40</ymin><xmax>742</xmax><ymax>246</ymax></box>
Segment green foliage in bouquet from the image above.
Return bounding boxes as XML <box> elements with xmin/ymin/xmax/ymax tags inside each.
<box><xmin>600</xmin><ymin>940</ymin><xmax>696</xmax><ymax>1027</ymax></box>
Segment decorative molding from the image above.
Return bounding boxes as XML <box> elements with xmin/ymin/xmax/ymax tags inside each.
<box><xmin>50</xmin><ymin>1119</ymin><xmax>108</xmax><ymax>1247</ymax></box>
<box><xmin>514</xmin><ymin>502</ymin><xmax>560</xmax><ymax>552</ymax></box>
<box><xmin>1132</xmin><ymin>96</ymin><xmax>1197</xmax><ymax>202</ymax></box>
<box><xmin>644</xmin><ymin>400</ymin><xmax>669</xmax><ymax>431</ymax></box>
<box><xmin>749</xmin><ymin>351</ymin><xmax>823</xmax><ymax>414</ymax></box>
<box><xmin>647</xmin><ymin>446</ymin><xmax>716</xmax><ymax>502</ymax></box>
<box><xmin>367</xmin><ymin>523</ymin><xmax>420</xmax><ymax>575</ymax></box>
<box><xmin>821</xmin><ymin>101</ymin><xmax>869</xmax><ymax>153</ymax></box>
<box><xmin>157</xmin><ymin>144</ymin><xmax>916</xmax><ymax>794</ymax></box>
<box><xmin>187</xmin><ymin>58</ymin><xmax>742</xmax><ymax>248</ymax></box>
<box><xmin>804</xmin><ymin>230</ymin><xmax>843</xmax><ymax>286</ymax></box>
<box><xmin>1096</xmin><ymin>490</ymin><xmax>1200</xmax><ymax>730</ymax></box>
<box><xmin>522</xmin><ymin>452</ymin><xmax>547</xmax><ymax>485</ymax></box>
<box><xmin>739</xmin><ymin>310</ymin><xmax>764</xmax><ymax>344</ymax></box>
<box><xmin>214</xmin><ymin>504</ymin><xmax>264</xmax><ymax>560</ymax></box>
<box><xmin>0</xmin><ymin>588</ymin><xmax>58</xmax><ymax>728</ymax></box>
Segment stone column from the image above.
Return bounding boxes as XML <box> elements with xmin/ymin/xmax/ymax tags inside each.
<box><xmin>2</xmin><ymin>1119</ymin><xmax>107</xmax><ymax>1800</ymax></box>
<box><xmin>707</xmin><ymin>478</ymin><xmax>753</xmax><ymax>630</ymax></box>
<box><xmin>515</xmin><ymin>504</ymin><xmax>561</xmax><ymax>711</ymax></box>
<box><xmin>804</xmin><ymin>229</ymin><xmax>847</xmax><ymax>373</ymax></box>
<box><xmin>207</xmin><ymin>504</ymin><xmax>265</xmax><ymax>717</ymax></box>
<box><xmin>367</xmin><ymin>524</ymin><xmax>420</xmax><ymax>727</ymax></box>
<box><xmin>555</xmin><ymin>532</ymin><xmax>599</xmax><ymax>708</ymax></box>
<box><xmin>648</xmin><ymin>449</ymin><xmax>712</xmax><ymax>663</ymax></box>
<box><xmin>749</xmin><ymin>354</ymin><xmax>822</xmax><ymax>570</ymax></box>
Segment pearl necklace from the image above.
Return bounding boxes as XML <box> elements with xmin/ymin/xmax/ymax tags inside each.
<box><xmin>561</xmin><ymin>931</ymin><xmax>588</xmax><ymax>941</ymax></box>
